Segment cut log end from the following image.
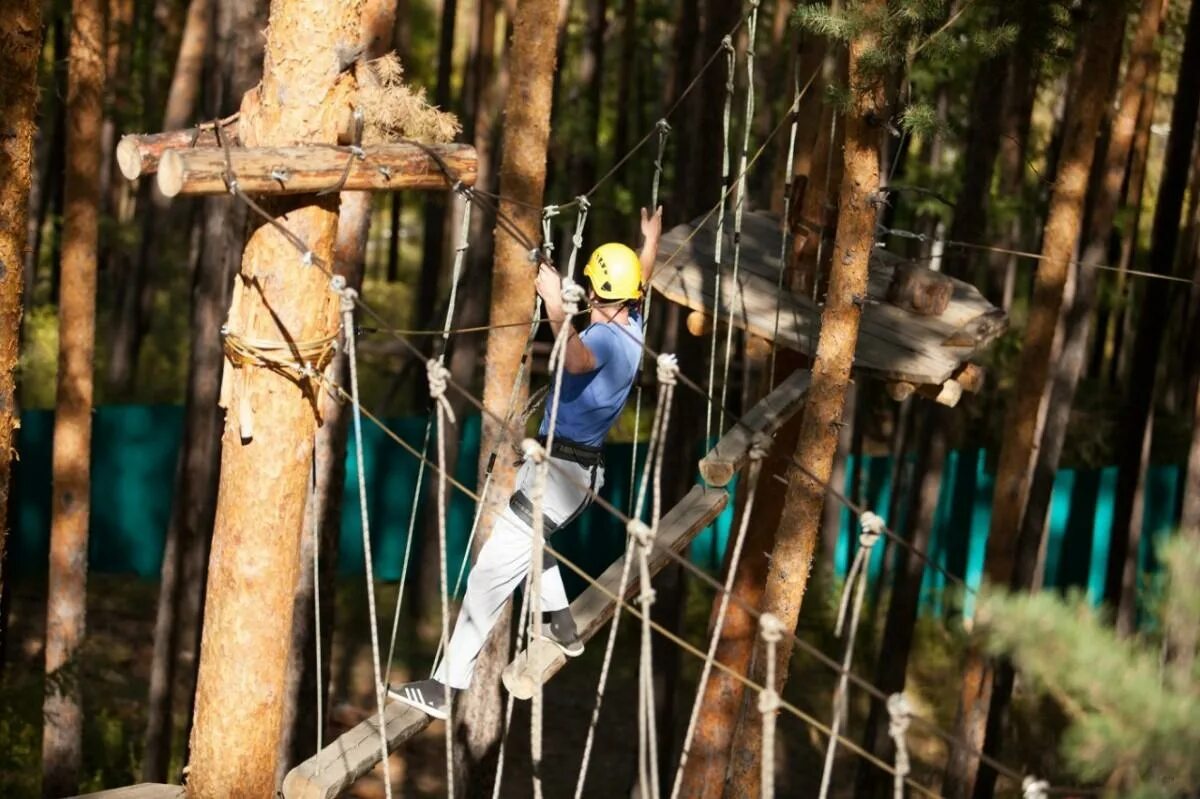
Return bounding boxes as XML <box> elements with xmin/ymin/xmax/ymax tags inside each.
<box><xmin>116</xmin><ymin>136</ymin><xmax>147</xmax><ymax>180</ymax></box>
<box><xmin>686</xmin><ymin>310</ymin><xmax>713</xmax><ymax>337</ymax></box>
<box><xmin>157</xmin><ymin>149</ymin><xmax>188</xmax><ymax>197</ymax></box>
<box><xmin>699</xmin><ymin>462</ymin><xmax>736</xmax><ymax>487</ymax></box>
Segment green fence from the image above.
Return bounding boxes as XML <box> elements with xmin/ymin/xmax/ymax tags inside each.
<box><xmin>10</xmin><ymin>406</ymin><xmax>1184</xmax><ymax>604</ymax></box>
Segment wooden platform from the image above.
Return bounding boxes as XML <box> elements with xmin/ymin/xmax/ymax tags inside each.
<box><xmin>700</xmin><ymin>370</ymin><xmax>811</xmax><ymax>487</ymax></box>
<box><xmin>651</xmin><ymin>211</ymin><xmax>1007</xmax><ymax>391</ymax></box>
<box><xmin>71</xmin><ymin>785</ymin><xmax>183</xmax><ymax>799</ymax></box>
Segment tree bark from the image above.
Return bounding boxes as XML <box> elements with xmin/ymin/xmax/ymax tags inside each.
<box><xmin>1105</xmin><ymin>0</ymin><xmax>1200</xmax><ymax>636</ymax></box>
<box><xmin>107</xmin><ymin>0</ymin><xmax>211</xmax><ymax>397</ymax></box>
<box><xmin>666</xmin><ymin>0</ymin><xmax>700</xmax><ymax>221</ymax></box>
<box><xmin>451</xmin><ymin>0</ymin><xmax>562</xmax><ymax>793</ymax></box>
<box><xmin>723</xmin><ymin>5</ymin><xmax>887</xmax><ymax>794</ymax></box>
<box><xmin>185</xmin><ymin>0</ymin><xmax>359</xmax><ymax>794</ymax></box>
<box><xmin>0</xmin><ymin>0</ymin><xmax>40</xmax><ymax>622</ymax></box>
<box><xmin>941</xmin><ymin>4</ymin><xmax>1128</xmax><ymax>796</ymax></box>
<box><xmin>275</xmin><ymin>0</ymin><xmax>395</xmax><ymax>782</ymax></box>
<box><xmin>613</xmin><ymin>0</ymin><xmax>638</xmax><ymax>161</ymax></box>
<box><xmin>855</xmin><ymin>406</ymin><xmax>949</xmax><ymax>798</ymax></box>
<box><xmin>41</xmin><ymin>0</ymin><xmax>103</xmax><ymax>793</ymax></box>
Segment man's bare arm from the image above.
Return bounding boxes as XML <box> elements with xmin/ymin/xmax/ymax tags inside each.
<box><xmin>638</xmin><ymin>205</ymin><xmax>663</xmax><ymax>290</ymax></box>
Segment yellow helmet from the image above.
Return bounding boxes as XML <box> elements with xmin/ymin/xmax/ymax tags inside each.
<box><xmin>583</xmin><ymin>243</ymin><xmax>643</xmax><ymax>301</ymax></box>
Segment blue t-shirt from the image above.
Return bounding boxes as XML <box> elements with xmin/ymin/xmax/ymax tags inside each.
<box><xmin>538</xmin><ymin>310</ymin><xmax>644</xmax><ymax>448</ymax></box>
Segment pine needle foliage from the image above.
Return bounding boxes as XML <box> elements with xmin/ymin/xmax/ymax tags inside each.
<box><xmin>357</xmin><ymin>53</ymin><xmax>461</xmax><ymax>145</ymax></box>
<box><xmin>978</xmin><ymin>537</ymin><xmax>1200</xmax><ymax>798</ymax></box>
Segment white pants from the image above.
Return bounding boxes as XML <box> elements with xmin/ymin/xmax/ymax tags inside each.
<box><xmin>434</xmin><ymin>454</ymin><xmax>605</xmax><ymax>689</ymax></box>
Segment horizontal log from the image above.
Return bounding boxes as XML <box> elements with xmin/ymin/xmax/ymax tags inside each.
<box><xmin>155</xmin><ymin>142</ymin><xmax>478</xmax><ymax>197</ymax></box>
<box><xmin>72</xmin><ymin>784</ymin><xmax>184</xmax><ymax>799</ymax></box>
<box><xmin>700</xmin><ymin>370</ymin><xmax>811</xmax><ymax>487</ymax></box>
<box><xmin>116</xmin><ymin>116</ymin><xmax>239</xmax><ymax>180</ymax></box>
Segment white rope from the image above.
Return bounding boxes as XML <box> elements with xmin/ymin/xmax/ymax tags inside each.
<box><xmin>1022</xmin><ymin>776</ymin><xmax>1049</xmax><ymax>799</ymax></box>
<box><xmin>385</xmin><ymin>194</ymin><xmax>472</xmax><ymax>674</ymax></box>
<box><xmin>769</xmin><ymin>53</ymin><xmax>804</xmax><ymax>387</ymax></box>
<box><xmin>717</xmin><ymin>0</ymin><xmax>759</xmax><ymax>435</ymax></box>
<box><xmin>427</xmin><ymin>357</ymin><xmax>457</xmax><ymax>799</ymax></box>
<box><xmin>669</xmin><ymin>434</ymin><xmax>769</xmax><ymax>799</ymax></box>
<box><xmin>887</xmin><ymin>693</ymin><xmax>912</xmax><ymax>799</ymax></box>
<box><xmin>705</xmin><ymin>35</ymin><xmax>738</xmax><ymax>446</ymax></box>
<box><xmin>628</xmin><ymin>118</ymin><xmax>672</xmax><ymax>516</ymax></box>
<box><xmin>818</xmin><ymin>510</ymin><xmax>884</xmax><ymax>799</ymax></box>
<box><xmin>575</xmin><ymin>354</ymin><xmax>677</xmax><ymax>797</ymax></box>
<box><xmin>563</xmin><ymin>196</ymin><xmax>591</xmax><ymax>279</ymax></box>
<box><xmin>523</xmin><ymin>438</ymin><xmax>550</xmax><ymax>799</ymax></box>
<box><xmin>758</xmin><ymin>612</ymin><xmax>785</xmax><ymax>799</ymax></box>
<box><xmin>339</xmin><ymin>284</ymin><xmax>392</xmax><ymax>799</ymax></box>
<box><xmin>631</xmin><ymin>518</ymin><xmax>660</xmax><ymax>799</ymax></box>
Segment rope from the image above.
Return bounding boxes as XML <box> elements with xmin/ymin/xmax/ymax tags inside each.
<box><xmin>758</xmin><ymin>613</ymin><xmax>785</xmax><ymax>799</ymax></box>
<box><xmin>818</xmin><ymin>511</ymin><xmax>884</xmax><ymax>799</ymax></box>
<box><xmin>523</xmin><ymin>439</ymin><xmax>550</xmax><ymax>799</ymax></box>
<box><xmin>628</xmin><ymin>118</ymin><xmax>672</xmax><ymax>517</ymax></box>
<box><xmin>631</xmin><ymin>519</ymin><xmax>660</xmax><ymax>799</ymax></box>
<box><xmin>669</xmin><ymin>435</ymin><xmax>768</xmax><ymax>799</ymax></box>
<box><xmin>384</xmin><ymin>194</ymin><xmax>473</xmax><ymax>678</ymax></box>
<box><xmin>1022</xmin><ymin>776</ymin><xmax>1049</xmax><ymax>799</ymax></box>
<box><xmin>887</xmin><ymin>693</ymin><xmax>912</xmax><ymax>799</ymax></box>
<box><xmin>427</xmin><ymin>358</ymin><xmax>457</xmax><ymax>799</ymax></box>
<box><xmin>769</xmin><ymin>53</ymin><xmax>807</xmax><ymax>387</ymax></box>
<box><xmin>564</xmin><ymin>197</ymin><xmax>590</xmax><ymax>279</ymax></box>
<box><xmin>310</xmin><ymin>441</ymin><xmax>325</xmax><ymax>774</ymax></box>
<box><xmin>338</xmin><ymin>283</ymin><xmax>392</xmax><ymax>799</ymax></box>
<box><xmin>705</xmin><ymin>35</ymin><xmax>738</xmax><ymax>447</ymax></box>
<box><xmin>575</xmin><ymin>353</ymin><xmax>677</xmax><ymax>797</ymax></box>
<box><xmin>717</xmin><ymin>0</ymin><xmax>760</xmax><ymax>435</ymax></box>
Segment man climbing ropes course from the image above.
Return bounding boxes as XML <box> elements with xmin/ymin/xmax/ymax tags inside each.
<box><xmin>390</xmin><ymin>206</ymin><xmax>664</xmax><ymax>719</ymax></box>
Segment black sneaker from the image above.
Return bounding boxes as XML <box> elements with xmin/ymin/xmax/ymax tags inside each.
<box><xmin>388</xmin><ymin>678</ymin><xmax>451</xmax><ymax>720</ymax></box>
<box><xmin>539</xmin><ymin>608</ymin><xmax>584</xmax><ymax>657</ymax></box>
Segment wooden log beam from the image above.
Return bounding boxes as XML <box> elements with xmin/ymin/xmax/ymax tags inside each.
<box><xmin>502</xmin><ymin>485</ymin><xmax>728</xmax><ymax>699</ymax></box>
<box><xmin>155</xmin><ymin>142</ymin><xmax>477</xmax><ymax>197</ymax></box>
<box><xmin>699</xmin><ymin>370</ymin><xmax>811</xmax><ymax>487</ymax></box>
<box><xmin>115</xmin><ymin>115</ymin><xmax>239</xmax><ymax>179</ymax></box>
<box><xmin>71</xmin><ymin>785</ymin><xmax>185</xmax><ymax>799</ymax></box>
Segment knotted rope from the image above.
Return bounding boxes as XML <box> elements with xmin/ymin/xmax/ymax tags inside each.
<box><xmin>564</xmin><ymin>196</ymin><xmax>591</xmax><ymax>279</ymax></box>
<box><xmin>670</xmin><ymin>433</ymin><xmax>770</xmax><ymax>799</ymax></box>
<box><xmin>428</xmin><ymin>357</ymin><xmax>456</xmax><ymax>799</ymax></box>
<box><xmin>887</xmin><ymin>693</ymin><xmax>912</xmax><ymax>799</ymax></box>
<box><xmin>819</xmin><ymin>510</ymin><xmax>885</xmax><ymax>799</ymax></box>
<box><xmin>631</xmin><ymin>518</ymin><xmax>660</xmax><ymax>799</ymax></box>
<box><xmin>1022</xmin><ymin>776</ymin><xmax>1049</xmax><ymax>799</ymax></box>
<box><xmin>759</xmin><ymin>611</ymin><xmax>785</xmax><ymax>799</ymax></box>
<box><xmin>523</xmin><ymin>438</ymin><xmax>550</xmax><ymax>799</ymax></box>
<box><xmin>339</xmin><ymin>284</ymin><xmax>392</xmax><ymax>799</ymax></box>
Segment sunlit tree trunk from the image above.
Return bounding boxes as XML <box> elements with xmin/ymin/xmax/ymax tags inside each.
<box><xmin>41</xmin><ymin>0</ymin><xmax>104</xmax><ymax>793</ymax></box>
<box><xmin>724</xmin><ymin>4</ymin><xmax>887</xmax><ymax>794</ymax></box>
<box><xmin>185</xmin><ymin>0</ymin><xmax>359</xmax><ymax>794</ymax></box>
<box><xmin>0</xmin><ymin>0</ymin><xmax>41</xmax><ymax>636</ymax></box>
<box><xmin>1106</xmin><ymin>0</ymin><xmax>1200</xmax><ymax>636</ymax></box>
<box><xmin>941</xmin><ymin>4</ymin><xmax>1127</xmax><ymax>796</ymax></box>
<box><xmin>452</xmin><ymin>0</ymin><xmax>562</xmax><ymax>792</ymax></box>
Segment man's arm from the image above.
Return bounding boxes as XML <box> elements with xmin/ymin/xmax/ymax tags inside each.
<box><xmin>638</xmin><ymin>205</ymin><xmax>663</xmax><ymax>290</ymax></box>
<box><xmin>536</xmin><ymin>263</ymin><xmax>599</xmax><ymax>374</ymax></box>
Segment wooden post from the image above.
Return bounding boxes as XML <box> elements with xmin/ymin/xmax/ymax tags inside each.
<box><xmin>41</xmin><ymin>0</ymin><xmax>103</xmax><ymax>793</ymax></box>
<box><xmin>942</xmin><ymin>2</ymin><xmax>1128</xmax><ymax>795</ymax></box>
<box><xmin>185</xmin><ymin>0</ymin><xmax>358</xmax><ymax>795</ymax></box>
<box><xmin>724</xmin><ymin>2</ymin><xmax>887</xmax><ymax>793</ymax></box>
<box><xmin>0</xmin><ymin>0</ymin><xmax>41</xmax><ymax>612</ymax></box>
<box><xmin>453</xmin><ymin>0</ymin><xmax>562</xmax><ymax>791</ymax></box>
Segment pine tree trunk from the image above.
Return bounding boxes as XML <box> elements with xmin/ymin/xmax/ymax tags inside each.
<box><xmin>820</xmin><ymin>383</ymin><xmax>856</xmax><ymax>566</ymax></box>
<box><xmin>185</xmin><ymin>0</ymin><xmax>359</xmax><ymax>794</ymax></box>
<box><xmin>28</xmin><ymin>15</ymin><xmax>68</xmax><ymax>304</ymax></box>
<box><xmin>1106</xmin><ymin>0</ymin><xmax>1200</xmax><ymax>637</ymax></box>
<box><xmin>569</xmin><ymin>0</ymin><xmax>606</xmax><ymax>196</ymax></box>
<box><xmin>724</xmin><ymin>5</ymin><xmax>887</xmax><ymax>794</ymax></box>
<box><xmin>141</xmin><ymin>0</ymin><xmax>265</xmax><ymax>779</ymax></box>
<box><xmin>613</xmin><ymin>0</ymin><xmax>639</xmax><ymax>161</ymax></box>
<box><xmin>941</xmin><ymin>4</ymin><xmax>1127</xmax><ymax>796</ymax></box>
<box><xmin>451</xmin><ymin>0</ymin><xmax>562</xmax><ymax>792</ymax></box>
<box><xmin>108</xmin><ymin>0</ymin><xmax>211</xmax><ymax>397</ymax></box>
<box><xmin>0</xmin><ymin>0</ymin><xmax>40</xmax><ymax>636</ymax></box>
<box><xmin>666</xmin><ymin>0</ymin><xmax>700</xmax><ymax>220</ymax></box>
<box><xmin>41</xmin><ymin>0</ymin><xmax>103</xmax><ymax>793</ymax></box>
<box><xmin>855</xmin><ymin>406</ymin><xmax>949</xmax><ymax>799</ymax></box>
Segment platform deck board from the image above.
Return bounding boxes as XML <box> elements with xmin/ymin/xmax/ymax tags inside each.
<box><xmin>652</xmin><ymin>212</ymin><xmax>1007</xmax><ymax>386</ymax></box>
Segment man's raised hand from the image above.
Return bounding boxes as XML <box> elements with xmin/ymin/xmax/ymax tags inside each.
<box><xmin>536</xmin><ymin>262</ymin><xmax>565</xmax><ymax>321</ymax></box>
<box><xmin>641</xmin><ymin>205</ymin><xmax>663</xmax><ymax>244</ymax></box>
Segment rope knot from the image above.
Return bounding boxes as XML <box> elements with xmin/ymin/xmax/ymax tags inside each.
<box><xmin>721</xmin><ymin>35</ymin><xmax>734</xmax><ymax>52</ymax></box>
<box><xmin>426</xmin><ymin>359</ymin><xmax>456</xmax><ymax>423</ymax></box>
<box><xmin>759</xmin><ymin>612</ymin><xmax>785</xmax><ymax>644</ymax></box>
<box><xmin>887</xmin><ymin>692</ymin><xmax>912</xmax><ymax>787</ymax></box>
<box><xmin>301</xmin><ymin>250</ymin><xmax>314</xmax><ymax>268</ymax></box>
<box><xmin>521</xmin><ymin>438</ymin><xmax>547</xmax><ymax>464</ymax></box>
<box><xmin>1022</xmin><ymin>777</ymin><xmax>1049</xmax><ymax>799</ymax></box>
<box><xmin>226</xmin><ymin>177</ymin><xmax>240</xmax><ymax>195</ymax></box>
<box><xmin>749</xmin><ymin>432</ymin><xmax>771</xmax><ymax>462</ymax></box>
<box><xmin>656</xmin><ymin>353</ymin><xmax>680</xmax><ymax>386</ymax></box>
<box><xmin>338</xmin><ymin>286</ymin><xmax>358</xmax><ymax>313</ymax></box>
<box><xmin>576</xmin><ymin>195</ymin><xmax>591</xmax><ymax>211</ymax></box>
<box><xmin>859</xmin><ymin>510</ymin><xmax>884</xmax><ymax>548</ymax></box>
<box><xmin>655</xmin><ymin>118</ymin><xmax>671</xmax><ymax>135</ymax></box>
<box><xmin>627</xmin><ymin>519</ymin><xmax>653</xmax><ymax>548</ymax></box>
<box><xmin>561</xmin><ymin>277</ymin><xmax>586</xmax><ymax>316</ymax></box>
<box><xmin>543</xmin><ymin>204</ymin><xmax>560</xmax><ymax>219</ymax></box>
<box><xmin>756</xmin><ymin>688</ymin><xmax>780</xmax><ymax>715</ymax></box>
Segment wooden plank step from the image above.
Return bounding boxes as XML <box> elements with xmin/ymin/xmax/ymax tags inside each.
<box><xmin>281</xmin><ymin>701</ymin><xmax>430</xmax><ymax>799</ymax></box>
<box><xmin>700</xmin><ymin>370</ymin><xmax>812</xmax><ymax>487</ymax></box>
<box><xmin>501</xmin><ymin>485</ymin><xmax>729</xmax><ymax>699</ymax></box>
<box><xmin>72</xmin><ymin>785</ymin><xmax>184</xmax><ymax>799</ymax></box>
